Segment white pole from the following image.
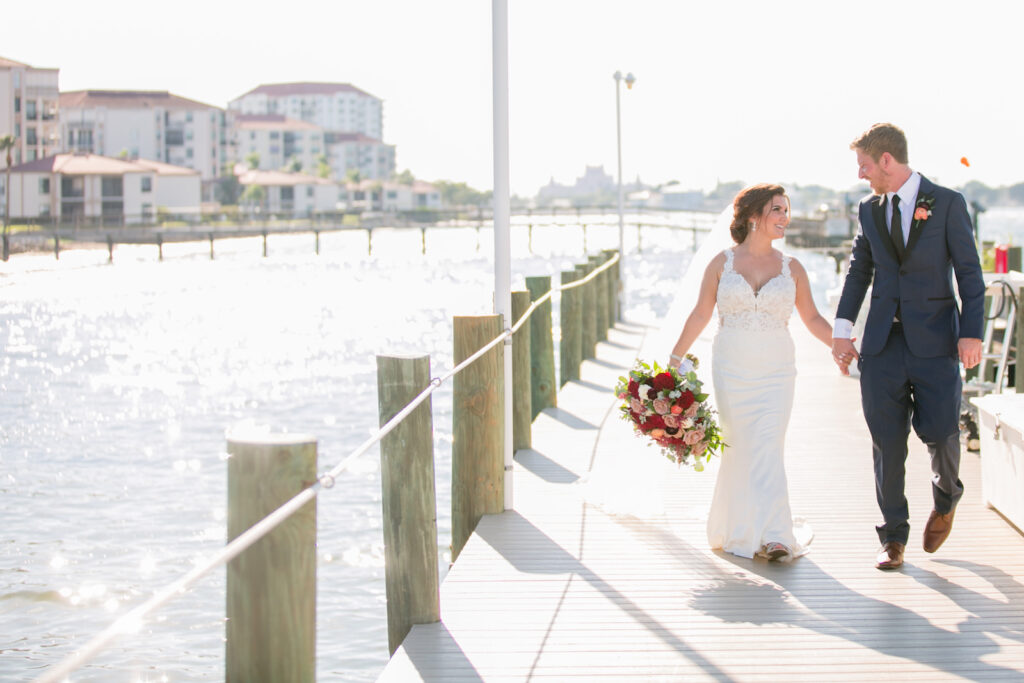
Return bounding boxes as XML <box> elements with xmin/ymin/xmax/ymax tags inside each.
<box><xmin>492</xmin><ymin>0</ymin><xmax>513</xmax><ymax>510</ymax></box>
<box><xmin>614</xmin><ymin>72</ymin><xmax>625</xmax><ymax>320</ymax></box>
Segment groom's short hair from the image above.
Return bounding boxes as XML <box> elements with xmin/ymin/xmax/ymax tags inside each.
<box><xmin>850</xmin><ymin>123</ymin><xmax>908</xmax><ymax>164</ymax></box>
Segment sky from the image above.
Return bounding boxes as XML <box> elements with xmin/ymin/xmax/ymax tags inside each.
<box><xmin>5</xmin><ymin>0</ymin><xmax>1023</xmax><ymax>197</ymax></box>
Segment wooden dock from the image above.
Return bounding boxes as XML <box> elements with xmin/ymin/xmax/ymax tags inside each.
<box><xmin>378</xmin><ymin>317</ymin><xmax>1024</xmax><ymax>681</ymax></box>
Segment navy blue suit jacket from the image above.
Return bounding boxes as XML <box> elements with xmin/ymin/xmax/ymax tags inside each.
<box><xmin>836</xmin><ymin>175</ymin><xmax>985</xmax><ymax>358</ymax></box>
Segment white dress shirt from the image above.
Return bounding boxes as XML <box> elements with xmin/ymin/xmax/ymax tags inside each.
<box><xmin>833</xmin><ymin>171</ymin><xmax>921</xmax><ymax>339</ymax></box>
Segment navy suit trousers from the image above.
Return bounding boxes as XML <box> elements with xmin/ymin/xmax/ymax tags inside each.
<box><xmin>858</xmin><ymin>323</ymin><xmax>964</xmax><ymax>545</ymax></box>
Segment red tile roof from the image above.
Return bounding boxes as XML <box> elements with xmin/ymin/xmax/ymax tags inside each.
<box><xmin>326</xmin><ymin>132</ymin><xmax>382</xmax><ymax>144</ymax></box>
<box><xmin>9</xmin><ymin>153</ymin><xmax>195</xmax><ymax>176</ymax></box>
<box><xmin>131</xmin><ymin>158</ymin><xmax>200</xmax><ymax>176</ymax></box>
<box><xmin>0</xmin><ymin>56</ymin><xmax>31</xmax><ymax>68</ymax></box>
<box><xmin>233</xmin><ymin>114</ymin><xmax>321</xmax><ymax>131</ymax></box>
<box><xmin>237</xmin><ymin>168</ymin><xmax>335</xmax><ymax>187</ymax></box>
<box><xmin>59</xmin><ymin>90</ymin><xmax>222</xmax><ymax>111</ymax></box>
<box><xmin>234</xmin><ymin>82</ymin><xmax>376</xmax><ymax>100</ymax></box>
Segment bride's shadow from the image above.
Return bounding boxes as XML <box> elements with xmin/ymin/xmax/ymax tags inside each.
<box><xmin>609</xmin><ymin>513</ymin><xmax>1021</xmax><ymax>679</ymax></box>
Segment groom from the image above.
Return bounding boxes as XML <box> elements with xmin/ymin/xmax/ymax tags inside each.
<box><xmin>832</xmin><ymin>123</ymin><xmax>985</xmax><ymax>570</ymax></box>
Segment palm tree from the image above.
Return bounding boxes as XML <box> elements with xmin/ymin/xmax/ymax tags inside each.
<box><xmin>1</xmin><ymin>135</ymin><xmax>16</xmax><ymax>259</ymax></box>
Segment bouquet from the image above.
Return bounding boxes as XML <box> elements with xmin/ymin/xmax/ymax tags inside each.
<box><xmin>614</xmin><ymin>354</ymin><xmax>725</xmax><ymax>470</ymax></box>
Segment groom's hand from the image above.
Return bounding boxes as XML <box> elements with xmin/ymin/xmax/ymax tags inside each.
<box><xmin>958</xmin><ymin>337</ymin><xmax>983</xmax><ymax>369</ymax></box>
<box><xmin>832</xmin><ymin>338</ymin><xmax>859</xmax><ymax>376</ymax></box>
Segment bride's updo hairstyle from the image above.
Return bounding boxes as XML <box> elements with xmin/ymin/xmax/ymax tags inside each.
<box><xmin>730</xmin><ymin>183</ymin><xmax>787</xmax><ymax>244</ymax></box>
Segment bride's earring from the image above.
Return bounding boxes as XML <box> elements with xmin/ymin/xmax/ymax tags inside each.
<box><xmin>750</xmin><ymin>221</ymin><xmax>757</xmax><ymax>232</ymax></box>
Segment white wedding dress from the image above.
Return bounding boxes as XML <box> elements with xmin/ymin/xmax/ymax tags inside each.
<box><xmin>706</xmin><ymin>248</ymin><xmax>811</xmax><ymax>560</ymax></box>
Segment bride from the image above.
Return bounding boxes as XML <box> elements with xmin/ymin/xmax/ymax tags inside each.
<box><xmin>668</xmin><ymin>183</ymin><xmax>836</xmax><ymax>561</ymax></box>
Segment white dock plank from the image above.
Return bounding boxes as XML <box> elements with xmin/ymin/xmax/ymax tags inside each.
<box><xmin>378</xmin><ymin>318</ymin><xmax>1024</xmax><ymax>682</ymax></box>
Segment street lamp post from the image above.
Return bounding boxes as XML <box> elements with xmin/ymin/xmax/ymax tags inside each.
<box><xmin>613</xmin><ymin>71</ymin><xmax>635</xmax><ymax>320</ymax></box>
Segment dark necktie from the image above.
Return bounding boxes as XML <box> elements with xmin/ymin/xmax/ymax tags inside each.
<box><xmin>890</xmin><ymin>194</ymin><xmax>904</xmax><ymax>259</ymax></box>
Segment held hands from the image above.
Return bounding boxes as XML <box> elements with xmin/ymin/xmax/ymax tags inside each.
<box><xmin>959</xmin><ymin>338</ymin><xmax>983</xmax><ymax>369</ymax></box>
<box><xmin>832</xmin><ymin>338</ymin><xmax>859</xmax><ymax>376</ymax></box>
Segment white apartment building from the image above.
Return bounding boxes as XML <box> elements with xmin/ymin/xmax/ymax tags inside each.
<box><xmin>227</xmin><ymin>82</ymin><xmax>394</xmax><ymax>181</ymax></box>
<box><xmin>0</xmin><ymin>56</ymin><xmax>61</xmax><ymax>166</ymax></box>
<box><xmin>231</xmin><ymin>114</ymin><xmax>325</xmax><ymax>174</ymax></box>
<box><xmin>327</xmin><ymin>133</ymin><xmax>396</xmax><ymax>183</ymax></box>
<box><xmin>345</xmin><ymin>179</ymin><xmax>441</xmax><ymax>212</ymax></box>
<box><xmin>59</xmin><ymin>90</ymin><xmax>227</xmax><ymax>181</ymax></box>
<box><xmin>229</xmin><ymin>82</ymin><xmax>382</xmax><ymax>139</ymax></box>
<box><xmin>236</xmin><ymin>168</ymin><xmax>341</xmax><ymax>216</ymax></box>
<box><xmin>2</xmin><ymin>153</ymin><xmax>200</xmax><ymax>224</ymax></box>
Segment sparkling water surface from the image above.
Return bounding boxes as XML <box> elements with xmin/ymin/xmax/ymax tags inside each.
<box><xmin>2</xmin><ymin>215</ymin><xmax>742</xmax><ymax>682</ymax></box>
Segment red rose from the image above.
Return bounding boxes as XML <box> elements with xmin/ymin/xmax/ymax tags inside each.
<box><xmin>639</xmin><ymin>415</ymin><xmax>665</xmax><ymax>432</ymax></box>
<box><xmin>676</xmin><ymin>390</ymin><xmax>694</xmax><ymax>409</ymax></box>
<box><xmin>628</xmin><ymin>379</ymin><xmax>639</xmax><ymax>398</ymax></box>
<box><xmin>652</xmin><ymin>372</ymin><xmax>675</xmax><ymax>391</ymax></box>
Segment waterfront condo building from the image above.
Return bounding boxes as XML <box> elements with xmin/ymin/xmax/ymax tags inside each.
<box><xmin>228</xmin><ymin>82</ymin><xmax>395</xmax><ymax>181</ymax></box>
<box><xmin>235</xmin><ymin>168</ymin><xmax>342</xmax><ymax>216</ymax></box>
<box><xmin>59</xmin><ymin>90</ymin><xmax>227</xmax><ymax>181</ymax></box>
<box><xmin>2</xmin><ymin>153</ymin><xmax>201</xmax><ymax>225</ymax></box>
<box><xmin>231</xmin><ymin>114</ymin><xmax>325</xmax><ymax>175</ymax></box>
<box><xmin>0</xmin><ymin>56</ymin><xmax>61</xmax><ymax>166</ymax></box>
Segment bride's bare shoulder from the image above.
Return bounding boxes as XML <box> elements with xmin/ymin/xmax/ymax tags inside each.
<box><xmin>785</xmin><ymin>254</ymin><xmax>809</xmax><ymax>279</ymax></box>
<box><xmin>705</xmin><ymin>250</ymin><xmax>729</xmax><ymax>274</ymax></box>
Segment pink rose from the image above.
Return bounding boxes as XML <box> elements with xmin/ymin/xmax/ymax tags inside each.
<box><xmin>630</xmin><ymin>398</ymin><xmax>644</xmax><ymax>414</ymax></box>
<box><xmin>663</xmin><ymin>414</ymin><xmax>680</xmax><ymax>429</ymax></box>
<box><xmin>683</xmin><ymin>428</ymin><xmax>706</xmax><ymax>445</ymax></box>
<box><xmin>684</xmin><ymin>402</ymin><xmax>699</xmax><ymax>418</ymax></box>
<box><xmin>652</xmin><ymin>398</ymin><xmax>671</xmax><ymax>415</ymax></box>
<box><xmin>691</xmin><ymin>440</ymin><xmax>707</xmax><ymax>457</ymax></box>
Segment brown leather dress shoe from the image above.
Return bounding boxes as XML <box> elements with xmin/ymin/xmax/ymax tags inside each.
<box><xmin>876</xmin><ymin>541</ymin><xmax>905</xmax><ymax>570</ymax></box>
<box><xmin>923</xmin><ymin>509</ymin><xmax>955</xmax><ymax>553</ymax></box>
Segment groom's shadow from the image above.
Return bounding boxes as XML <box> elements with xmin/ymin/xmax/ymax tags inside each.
<box><xmin>707</xmin><ymin>550</ymin><xmax>1018</xmax><ymax>678</ymax></box>
<box><xmin>606</xmin><ymin>513</ymin><xmax>1020</xmax><ymax>679</ymax></box>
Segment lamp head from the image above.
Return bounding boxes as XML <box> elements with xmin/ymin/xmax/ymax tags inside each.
<box><xmin>625</xmin><ymin>73</ymin><xmax>636</xmax><ymax>90</ymax></box>
<box><xmin>613</xmin><ymin>71</ymin><xmax>622</xmax><ymax>82</ymax></box>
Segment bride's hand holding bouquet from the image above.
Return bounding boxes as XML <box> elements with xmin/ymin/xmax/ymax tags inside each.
<box><xmin>614</xmin><ymin>354</ymin><xmax>725</xmax><ymax>470</ymax></box>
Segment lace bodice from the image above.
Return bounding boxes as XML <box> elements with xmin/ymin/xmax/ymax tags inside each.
<box><xmin>717</xmin><ymin>248</ymin><xmax>795</xmax><ymax>330</ymax></box>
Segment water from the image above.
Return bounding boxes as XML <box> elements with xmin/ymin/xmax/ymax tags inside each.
<box><xmin>6</xmin><ymin>213</ymin><xmax>797</xmax><ymax>681</ymax></box>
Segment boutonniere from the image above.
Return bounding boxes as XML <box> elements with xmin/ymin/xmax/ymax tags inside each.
<box><xmin>913</xmin><ymin>194</ymin><xmax>935</xmax><ymax>224</ymax></box>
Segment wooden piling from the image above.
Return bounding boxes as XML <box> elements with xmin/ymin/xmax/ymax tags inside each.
<box><xmin>525</xmin><ymin>276</ymin><xmax>557</xmax><ymax>417</ymax></box>
<box><xmin>209</xmin><ymin>232</ymin><xmax>215</xmax><ymax>260</ymax></box>
<box><xmin>560</xmin><ymin>270</ymin><xmax>582</xmax><ymax>386</ymax></box>
<box><xmin>54</xmin><ymin>234</ymin><xmax>60</xmax><ymax>260</ymax></box>
<box><xmin>156</xmin><ymin>233</ymin><xmax>163</xmax><ymax>261</ymax></box>
<box><xmin>107</xmin><ymin>235</ymin><xmax>114</xmax><ymax>263</ymax></box>
<box><xmin>511</xmin><ymin>290</ymin><xmax>532</xmax><ymax>451</ymax></box>
<box><xmin>575</xmin><ymin>262</ymin><xmax>596</xmax><ymax>360</ymax></box>
<box><xmin>452</xmin><ymin>315</ymin><xmax>504</xmax><ymax>561</ymax></box>
<box><xmin>226</xmin><ymin>433</ymin><xmax>317</xmax><ymax>683</ymax></box>
<box><xmin>589</xmin><ymin>254</ymin><xmax>609</xmax><ymax>341</ymax></box>
<box><xmin>314</xmin><ymin>230</ymin><xmax>320</xmax><ymax>255</ymax></box>
<box><xmin>376</xmin><ymin>354</ymin><xmax>440</xmax><ymax>655</ymax></box>
<box><xmin>262</xmin><ymin>230</ymin><xmax>268</xmax><ymax>257</ymax></box>
<box><xmin>598</xmin><ymin>249</ymin><xmax>614</xmax><ymax>321</ymax></box>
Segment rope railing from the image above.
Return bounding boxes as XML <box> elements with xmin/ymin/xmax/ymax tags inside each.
<box><xmin>32</xmin><ymin>251</ymin><xmax>621</xmax><ymax>683</ymax></box>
